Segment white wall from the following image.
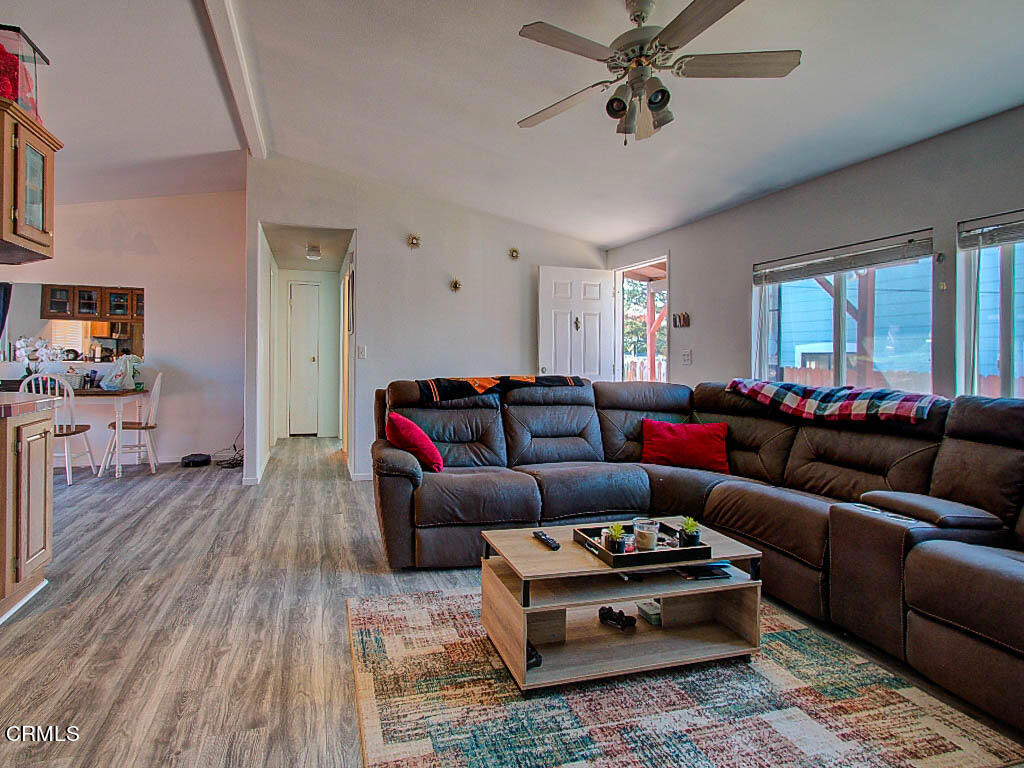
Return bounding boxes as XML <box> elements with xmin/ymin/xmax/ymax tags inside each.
<box><xmin>244</xmin><ymin>154</ymin><xmax>604</xmax><ymax>481</ymax></box>
<box><xmin>608</xmin><ymin>105</ymin><xmax>1024</xmax><ymax>397</ymax></box>
<box><xmin>0</xmin><ymin>190</ymin><xmax>246</xmax><ymax>465</ymax></box>
<box><xmin>273</xmin><ymin>269</ymin><xmax>341</xmax><ymax>439</ymax></box>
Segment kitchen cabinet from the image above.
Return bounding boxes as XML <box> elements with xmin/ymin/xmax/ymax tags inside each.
<box><xmin>74</xmin><ymin>286</ymin><xmax>102</xmax><ymax>318</ymax></box>
<box><xmin>0</xmin><ymin>98</ymin><xmax>62</xmax><ymax>264</ymax></box>
<box><xmin>40</xmin><ymin>284</ymin><xmax>73</xmax><ymax>318</ymax></box>
<box><xmin>0</xmin><ymin>395</ymin><xmax>55</xmax><ymax>620</ymax></box>
<box><xmin>104</xmin><ymin>288</ymin><xmax>132</xmax><ymax>319</ymax></box>
<box><xmin>41</xmin><ymin>285</ymin><xmax>144</xmax><ymax>322</ymax></box>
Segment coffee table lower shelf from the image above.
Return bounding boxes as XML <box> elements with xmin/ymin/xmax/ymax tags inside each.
<box><xmin>481</xmin><ymin>557</ymin><xmax>761</xmax><ymax>691</ymax></box>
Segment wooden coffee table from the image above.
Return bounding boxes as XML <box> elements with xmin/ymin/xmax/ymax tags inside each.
<box><xmin>480</xmin><ymin>519</ymin><xmax>762</xmax><ymax>690</ymax></box>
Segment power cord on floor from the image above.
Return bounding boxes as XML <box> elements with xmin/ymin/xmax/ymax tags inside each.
<box><xmin>212</xmin><ymin>424</ymin><xmax>244</xmax><ymax>469</ymax></box>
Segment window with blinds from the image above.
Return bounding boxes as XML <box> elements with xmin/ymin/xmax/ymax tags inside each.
<box><xmin>49</xmin><ymin>320</ymin><xmax>88</xmax><ymax>354</ymax></box>
<box><xmin>752</xmin><ymin>230</ymin><xmax>935</xmax><ymax>392</ymax></box>
<box><xmin>956</xmin><ymin>210</ymin><xmax>1024</xmax><ymax>397</ymax></box>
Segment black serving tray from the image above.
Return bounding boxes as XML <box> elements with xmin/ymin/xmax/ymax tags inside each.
<box><xmin>573</xmin><ymin>521</ymin><xmax>712</xmax><ymax>568</ymax></box>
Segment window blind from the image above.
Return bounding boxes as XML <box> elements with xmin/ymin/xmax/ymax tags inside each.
<box><xmin>753</xmin><ymin>231</ymin><xmax>934</xmax><ymax>285</ymax></box>
<box><xmin>957</xmin><ymin>210</ymin><xmax>1024</xmax><ymax>250</ymax></box>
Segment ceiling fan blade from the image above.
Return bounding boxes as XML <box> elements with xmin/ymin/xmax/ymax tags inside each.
<box><xmin>674</xmin><ymin>50</ymin><xmax>802</xmax><ymax>78</ymax></box>
<box><xmin>518</xmin><ymin>80</ymin><xmax>614</xmax><ymax>128</ymax></box>
<box><xmin>519</xmin><ymin>22</ymin><xmax>614</xmax><ymax>61</ymax></box>
<box><xmin>654</xmin><ymin>0</ymin><xmax>747</xmax><ymax>50</ymax></box>
<box><xmin>636</xmin><ymin>98</ymin><xmax>655</xmax><ymax>140</ymax></box>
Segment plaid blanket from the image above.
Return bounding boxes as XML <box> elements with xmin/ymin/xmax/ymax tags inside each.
<box><xmin>417</xmin><ymin>375</ymin><xmax>584</xmax><ymax>404</ymax></box>
<box><xmin>726</xmin><ymin>378</ymin><xmax>944</xmax><ymax>424</ymax></box>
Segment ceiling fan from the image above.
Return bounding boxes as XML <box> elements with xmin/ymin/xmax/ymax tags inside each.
<box><xmin>517</xmin><ymin>0</ymin><xmax>802</xmax><ymax>143</ymax></box>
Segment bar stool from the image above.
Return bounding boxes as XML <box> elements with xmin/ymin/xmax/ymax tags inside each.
<box><xmin>20</xmin><ymin>373</ymin><xmax>96</xmax><ymax>485</ymax></box>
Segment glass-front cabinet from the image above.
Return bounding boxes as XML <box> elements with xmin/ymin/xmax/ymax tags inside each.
<box><xmin>74</xmin><ymin>287</ymin><xmax>101</xmax><ymax>318</ymax></box>
<box><xmin>105</xmin><ymin>289</ymin><xmax>132</xmax><ymax>318</ymax></box>
<box><xmin>41</xmin><ymin>284</ymin><xmax>72</xmax><ymax>317</ymax></box>
<box><xmin>131</xmin><ymin>289</ymin><xmax>144</xmax><ymax>320</ymax></box>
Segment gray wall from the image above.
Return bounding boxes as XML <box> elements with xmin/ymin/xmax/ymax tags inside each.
<box><xmin>608</xmin><ymin>105</ymin><xmax>1024</xmax><ymax>397</ymax></box>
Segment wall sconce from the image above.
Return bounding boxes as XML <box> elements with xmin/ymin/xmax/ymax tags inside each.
<box><xmin>450</xmin><ymin>278</ymin><xmax>463</xmax><ymax>292</ymax></box>
<box><xmin>407</xmin><ymin>233</ymin><xmax>421</xmax><ymax>249</ymax></box>
<box><xmin>508</xmin><ymin>247</ymin><xmax>520</xmax><ymax>260</ymax></box>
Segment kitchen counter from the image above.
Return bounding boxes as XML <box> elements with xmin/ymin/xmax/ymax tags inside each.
<box><xmin>0</xmin><ymin>392</ymin><xmax>59</xmax><ymax>418</ymax></box>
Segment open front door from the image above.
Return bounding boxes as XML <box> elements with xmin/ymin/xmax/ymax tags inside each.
<box><xmin>538</xmin><ymin>266</ymin><xmax>615</xmax><ymax>380</ymax></box>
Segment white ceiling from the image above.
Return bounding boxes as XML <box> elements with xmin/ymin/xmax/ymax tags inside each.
<box><xmin>262</xmin><ymin>223</ymin><xmax>354</xmax><ymax>272</ymax></box>
<box><xmin>3</xmin><ymin>0</ymin><xmax>245</xmax><ymax>204</ymax></box>
<box><xmin>233</xmin><ymin>0</ymin><xmax>1024</xmax><ymax>247</ymax></box>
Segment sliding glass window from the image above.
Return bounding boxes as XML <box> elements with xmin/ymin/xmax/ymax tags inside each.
<box><xmin>753</xmin><ymin>232</ymin><xmax>934</xmax><ymax>391</ymax></box>
<box><xmin>957</xmin><ymin>211</ymin><xmax>1024</xmax><ymax>396</ymax></box>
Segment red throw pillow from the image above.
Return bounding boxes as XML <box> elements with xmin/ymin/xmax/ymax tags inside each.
<box><xmin>641</xmin><ymin>419</ymin><xmax>730</xmax><ymax>474</ymax></box>
<box><xmin>385</xmin><ymin>412</ymin><xmax>443</xmax><ymax>473</ymax></box>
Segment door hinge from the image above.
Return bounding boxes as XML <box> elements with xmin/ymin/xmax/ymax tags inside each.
<box><xmin>12</xmin><ymin>556</ymin><xmax>18</xmax><ymax>570</ymax></box>
<box><xmin>10</xmin><ymin>206</ymin><xmax>17</xmax><ymax>224</ymax></box>
<box><xmin>10</xmin><ymin>134</ymin><xmax>16</xmax><ymax>150</ymax></box>
<box><xmin>14</xmin><ymin>441</ymin><xmax>20</xmax><ymax>455</ymax></box>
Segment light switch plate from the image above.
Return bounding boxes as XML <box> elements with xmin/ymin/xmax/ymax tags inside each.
<box><xmin>680</xmin><ymin>349</ymin><xmax>693</xmax><ymax>366</ymax></box>
<box><xmin>357</xmin><ymin>345</ymin><xmax>367</xmax><ymax>359</ymax></box>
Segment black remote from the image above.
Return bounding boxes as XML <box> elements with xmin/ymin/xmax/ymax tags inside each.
<box><xmin>533</xmin><ymin>530</ymin><xmax>560</xmax><ymax>550</ymax></box>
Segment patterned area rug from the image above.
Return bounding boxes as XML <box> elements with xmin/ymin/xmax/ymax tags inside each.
<box><xmin>348</xmin><ymin>591</ymin><xmax>1024</xmax><ymax>768</ymax></box>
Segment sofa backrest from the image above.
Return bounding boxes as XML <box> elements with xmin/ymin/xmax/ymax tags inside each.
<box><xmin>593</xmin><ymin>381</ymin><xmax>693</xmax><ymax>462</ymax></box>
<box><xmin>693</xmin><ymin>383</ymin><xmax>798</xmax><ymax>484</ymax></box>
<box><xmin>502</xmin><ymin>381</ymin><xmax>603</xmax><ymax>466</ymax></box>
<box><xmin>386</xmin><ymin>381</ymin><xmax>507</xmax><ymax>467</ymax></box>
<box><xmin>930</xmin><ymin>396</ymin><xmax>1024</xmax><ymax>527</ymax></box>
<box><xmin>782</xmin><ymin>405</ymin><xmax>948</xmax><ymax>501</ymax></box>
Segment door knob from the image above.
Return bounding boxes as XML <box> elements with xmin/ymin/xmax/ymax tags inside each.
<box><xmin>311</xmin><ymin>356</ymin><xmax>317</xmax><ymax>362</ymax></box>
<box><xmin>574</xmin><ymin>317</ymin><xmax>581</xmax><ymax>331</ymax></box>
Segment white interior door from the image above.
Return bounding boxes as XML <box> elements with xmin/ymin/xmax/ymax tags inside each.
<box><xmin>538</xmin><ymin>266</ymin><xmax>615</xmax><ymax>380</ymax></box>
<box><xmin>288</xmin><ymin>282</ymin><xmax>319</xmax><ymax>435</ymax></box>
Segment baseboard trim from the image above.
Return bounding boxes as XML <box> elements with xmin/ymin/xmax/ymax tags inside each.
<box><xmin>0</xmin><ymin>579</ymin><xmax>47</xmax><ymax>625</ymax></box>
<box><xmin>351</xmin><ymin>472</ymin><xmax>372</xmax><ymax>481</ymax></box>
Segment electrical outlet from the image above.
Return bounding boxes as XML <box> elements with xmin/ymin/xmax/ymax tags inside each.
<box><xmin>680</xmin><ymin>349</ymin><xmax>693</xmax><ymax>366</ymax></box>
<box><xmin>357</xmin><ymin>345</ymin><xmax>367</xmax><ymax>359</ymax></box>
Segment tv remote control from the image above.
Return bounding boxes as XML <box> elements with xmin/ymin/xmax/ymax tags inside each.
<box><xmin>533</xmin><ymin>530</ymin><xmax>560</xmax><ymax>550</ymax></box>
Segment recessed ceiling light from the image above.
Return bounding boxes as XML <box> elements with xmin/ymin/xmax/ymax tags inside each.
<box><xmin>306</xmin><ymin>243</ymin><xmax>322</xmax><ymax>261</ymax></box>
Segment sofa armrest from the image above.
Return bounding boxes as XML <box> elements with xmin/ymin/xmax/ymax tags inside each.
<box><xmin>371</xmin><ymin>439</ymin><xmax>423</xmax><ymax>487</ymax></box>
<box><xmin>860</xmin><ymin>491</ymin><xmax>1004</xmax><ymax>529</ymax></box>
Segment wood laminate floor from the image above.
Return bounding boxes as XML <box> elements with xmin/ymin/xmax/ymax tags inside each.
<box><xmin>0</xmin><ymin>438</ymin><xmax>1019</xmax><ymax>767</ymax></box>
<box><xmin>0</xmin><ymin>438</ymin><xmax>474</xmax><ymax>767</ymax></box>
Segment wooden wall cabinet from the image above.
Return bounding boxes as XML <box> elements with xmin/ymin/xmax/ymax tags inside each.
<box><xmin>41</xmin><ymin>285</ymin><xmax>144</xmax><ymax>322</ymax></box>
<box><xmin>1</xmin><ymin>409</ymin><xmax>54</xmax><ymax>619</ymax></box>
<box><xmin>0</xmin><ymin>98</ymin><xmax>62</xmax><ymax>265</ymax></box>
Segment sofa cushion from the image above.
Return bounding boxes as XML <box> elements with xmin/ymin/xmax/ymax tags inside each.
<box><xmin>704</xmin><ymin>481</ymin><xmax>832</xmax><ymax>569</ymax></box>
<box><xmin>389</xmin><ymin>390</ymin><xmax>507</xmax><ymax>468</ymax></box>
<box><xmin>593</xmin><ymin>381</ymin><xmax>693</xmax><ymax>461</ymax></box>
<box><xmin>784</xmin><ymin>425</ymin><xmax>939</xmax><ymax>502</ymax></box>
<box><xmin>905</xmin><ymin>540</ymin><xmax>1024</xmax><ymax>655</ymax></box>
<box><xmin>930</xmin><ymin>396</ymin><xmax>1024</xmax><ymax>526</ymax></box>
<box><xmin>502</xmin><ymin>383</ymin><xmax>604</xmax><ymax>465</ymax></box>
<box><xmin>414</xmin><ymin>466</ymin><xmax>541</xmax><ymax>527</ymax></box>
<box><xmin>693</xmin><ymin>383</ymin><xmax>797</xmax><ymax>484</ymax></box>
<box><xmin>514</xmin><ymin>462</ymin><xmax>649</xmax><ymax>522</ymax></box>
<box><xmin>643</xmin><ymin>464</ymin><xmax>759</xmax><ymax>517</ymax></box>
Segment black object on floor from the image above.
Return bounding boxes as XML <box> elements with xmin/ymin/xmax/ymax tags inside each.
<box><xmin>181</xmin><ymin>453</ymin><xmax>211</xmax><ymax>467</ymax></box>
<box><xmin>526</xmin><ymin>641</ymin><xmax>543</xmax><ymax>669</ymax></box>
<box><xmin>599</xmin><ymin>606</ymin><xmax>637</xmax><ymax>632</ymax></box>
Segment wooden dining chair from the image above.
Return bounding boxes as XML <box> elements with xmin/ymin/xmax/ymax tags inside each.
<box><xmin>100</xmin><ymin>372</ymin><xmax>163</xmax><ymax>475</ymax></box>
<box><xmin>20</xmin><ymin>373</ymin><xmax>96</xmax><ymax>485</ymax></box>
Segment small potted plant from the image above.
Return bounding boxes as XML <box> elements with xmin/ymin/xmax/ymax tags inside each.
<box><xmin>681</xmin><ymin>517</ymin><xmax>701</xmax><ymax>547</ymax></box>
<box><xmin>606</xmin><ymin>522</ymin><xmax>627</xmax><ymax>554</ymax></box>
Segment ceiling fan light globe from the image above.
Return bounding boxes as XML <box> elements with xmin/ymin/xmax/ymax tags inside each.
<box><xmin>644</xmin><ymin>76</ymin><xmax>671</xmax><ymax>113</ymax></box>
<box><xmin>605</xmin><ymin>84</ymin><xmax>631</xmax><ymax>119</ymax></box>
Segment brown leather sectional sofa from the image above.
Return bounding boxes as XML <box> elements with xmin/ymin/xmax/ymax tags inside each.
<box><xmin>371</xmin><ymin>378</ymin><xmax>1024</xmax><ymax>730</ymax></box>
